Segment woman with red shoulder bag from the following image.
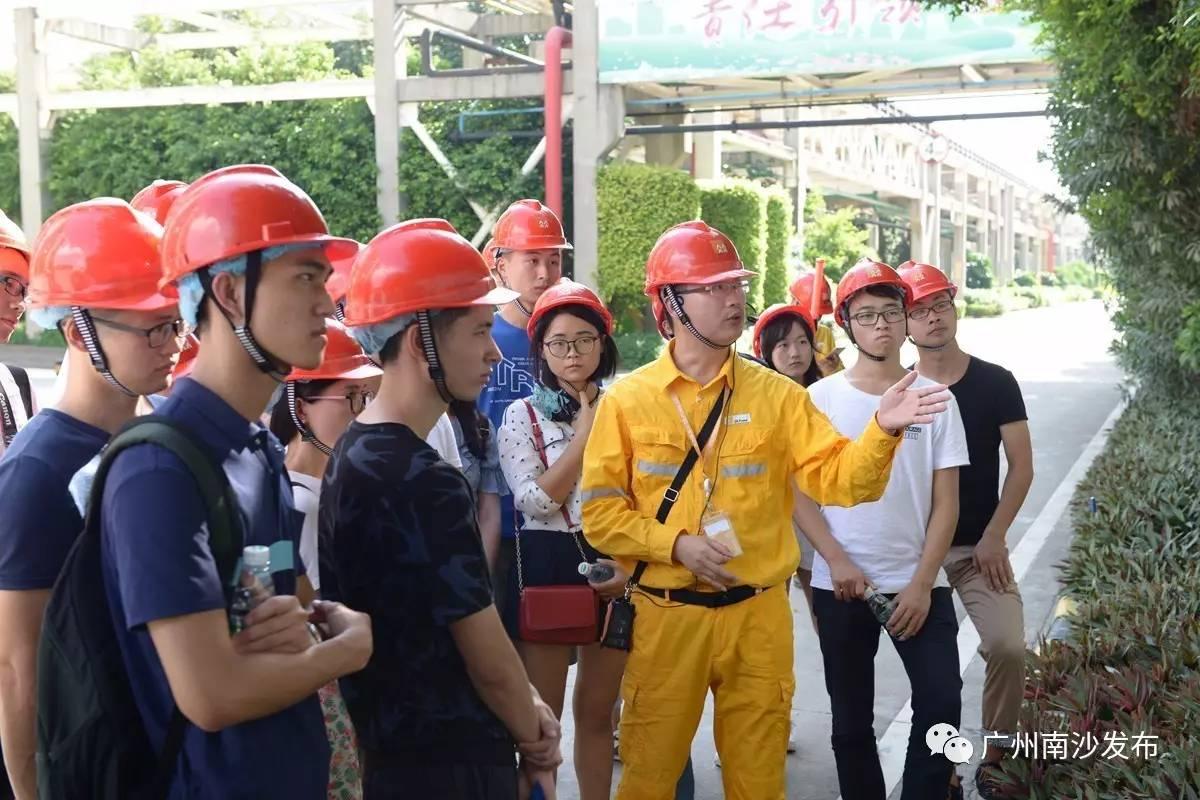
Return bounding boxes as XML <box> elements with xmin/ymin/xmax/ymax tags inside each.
<box><xmin>497</xmin><ymin>280</ymin><xmax>628</xmax><ymax>800</ymax></box>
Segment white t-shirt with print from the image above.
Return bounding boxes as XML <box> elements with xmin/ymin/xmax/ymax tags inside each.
<box><xmin>807</xmin><ymin>371</ymin><xmax>970</xmax><ymax>593</ymax></box>
<box><xmin>426</xmin><ymin>412</ymin><xmax>463</xmax><ymax>470</ymax></box>
<box><xmin>289</xmin><ymin>471</ymin><xmax>322</xmax><ymax>591</ymax></box>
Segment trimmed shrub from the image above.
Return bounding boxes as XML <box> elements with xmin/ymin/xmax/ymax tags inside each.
<box><xmin>966</xmin><ymin>251</ymin><xmax>994</xmax><ymax>289</ymax></box>
<box><xmin>1013</xmin><ymin>272</ymin><xmax>1037</xmax><ymax>288</ymax></box>
<box><xmin>763</xmin><ymin>190</ymin><xmax>793</xmax><ymax>307</ymax></box>
<box><xmin>1039</xmin><ymin>273</ymin><xmax>1058</xmax><ymax>287</ymax></box>
<box><xmin>596</xmin><ymin>162</ymin><xmax>701</xmax><ymax>331</ymax></box>
<box><xmin>613</xmin><ymin>330</ymin><xmax>666</xmax><ymax>372</ymax></box>
<box><xmin>700</xmin><ymin>181</ymin><xmax>768</xmax><ymax>310</ymax></box>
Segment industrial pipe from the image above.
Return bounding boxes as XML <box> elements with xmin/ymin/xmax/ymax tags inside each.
<box><xmin>544</xmin><ymin>25</ymin><xmax>572</xmax><ymax>222</ymax></box>
<box><xmin>625</xmin><ymin>109</ymin><xmax>1045</xmax><ymax>136</ymax></box>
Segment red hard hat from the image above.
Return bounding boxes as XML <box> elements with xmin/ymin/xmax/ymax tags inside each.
<box><xmin>288</xmin><ymin>318</ymin><xmax>383</xmax><ymax>382</ymax></box>
<box><xmin>172</xmin><ymin>334</ymin><xmax>200</xmax><ymax>383</ymax></box>
<box><xmin>326</xmin><ymin>240</ymin><xmax>363</xmax><ymax>305</ymax></box>
<box><xmin>752</xmin><ymin>304</ymin><xmax>816</xmax><ymax>359</ymax></box>
<box><xmin>898</xmin><ymin>261</ymin><xmax>958</xmax><ymax>305</ymax></box>
<box><xmin>834</xmin><ymin>259</ymin><xmax>908</xmax><ymax>328</ymax></box>
<box><xmin>0</xmin><ymin>209</ymin><xmax>30</xmax><ymax>258</ymax></box>
<box><xmin>0</xmin><ymin>209</ymin><xmax>29</xmax><ymax>283</ymax></box>
<box><xmin>492</xmin><ymin>199</ymin><xmax>572</xmax><ymax>252</ymax></box>
<box><xmin>644</xmin><ymin>220</ymin><xmax>755</xmax><ymax>296</ymax></box>
<box><xmin>160</xmin><ymin>164</ymin><xmax>358</xmax><ymax>287</ymax></box>
<box><xmin>527</xmin><ymin>280</ymin><xmax>613</xmax><ymax>338</ymax></box>
<box><xmin>343</xmin><ymin>219</ymin><xmax>518</xmax><ymax>326</ymax></box>
<box><xmin>789</xmin><ymin>270</ymin><xmax>834</xmax><ymax>318</ymax></box>
<box><xmin>28</xmin><ymin>198</ymin><xmax>178</xmax><ymax>312</ymax></box>
<box><xmin>130</xmin><ymin>180</ymin><xmax>188</xmax><ymax>225</ymax></box>
<box><xmin>482</xmin><ymin>237</ymin><xmax>498</xmax><ymax>272</ymax></box>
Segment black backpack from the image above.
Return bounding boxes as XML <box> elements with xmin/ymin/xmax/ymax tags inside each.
<box><xmin>36</xmin><ymin>417</ymin><xmax>243</xmax><ymax>800</ymax></box>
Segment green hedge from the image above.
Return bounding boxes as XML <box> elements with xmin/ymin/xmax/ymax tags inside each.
<box><xmin>596</xmin><ymin>162</ymin><xmax>700</xmax><ymax>331</ymax></box>
<box><xmin>763</xmin><ymin>190</ymin><xmax>793</xmax><ymax>306</ymax></box>
<box><xmin>992</xmin><ymin>392</ymin><xmax>1200</xmax><ymax>797</ymax></box>
<box><xmin>700</xmin><ymin>181</ymin><xmax>768</xmax><ymax>310</ymax></box>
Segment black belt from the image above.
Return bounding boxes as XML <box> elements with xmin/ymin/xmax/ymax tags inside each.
<box><xmin>637</xmin><ymin>583</ymin><xmax>774</xmax><ymax>608</ymax></box>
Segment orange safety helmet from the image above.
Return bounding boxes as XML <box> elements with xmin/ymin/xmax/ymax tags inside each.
<box><xmin>0</xmin><ymin>209</ymin><xmax>30</xmax><ymax>282</ymax></box>
<box><xmin>172</xmin><ymin>334</ymin><xmax>200</xmax><ymax>383</ymax></box>
<box><xmin>751</xmin><ymin>304</ymin><xmax>816</xmax><ymax>360</ymax></box>
<box><xmin>527</xmin><ymin>280</ymin><xmax>613</xmax><ymax>338</ymax></box>
<box><xmin>343</xmin><ymin>219</ymin><xmax>517</xmax><ymax>326</ymax></box>
<box><xmin>27</xmin><ymin>198</ymin><xmax>177</xmax><ymax>312</ymax></box>
<box><xmin>130</xmin><ymin>180</ymin><xmax>188</xmax><ymax>226</ymax></box>
<box><xmin>160</xmin><ymin>164</ymin><xmax>358</xmax><ymax>287</ymax></box>
<box><xmin>644</xmin><ymin>221</ymin><xmax>756</xmax><ymax>337</ymax></box>
<box><xmin>326</xmin><ymin>240</ymin><xmax>362</xmax><ymax>306</ymax></box>
<box><xmin>482</xmin><ymin>237</ymin><xmax>498</xmax><ymax>273</ymax></box>
<box><xmin>897</xmin><ymin>261</ymin><xmax>958</xmax><ymax>305</ymax></box>
<box><xmin>491</xmin><ymin>199</ymin><xmax>572</xmax><ymax>252</ymax></box>
<box><xmin>287</xmin><ymin>318</ymin><xmax>382</xmax><ymax>382</ymax></box>
<box><xmin>834</xmin><ymin>259</ymin><xmax>908</xmax><ymax>328</ymax></box>
<box><xmin>789</xmin><ymin>270</ymin><xmax>834</xmax><ymax>318</ymax></box>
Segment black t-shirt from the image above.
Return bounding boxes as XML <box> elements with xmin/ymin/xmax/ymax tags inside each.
<box><xmin>947</xmin><ymin>357</ymin><xmax>1028</xmax><ymax>547</ymax></box>
<box><xmin>318</xmin><ymin>421</ymin><xmax>514</xmax><ymax>765</ymax></box>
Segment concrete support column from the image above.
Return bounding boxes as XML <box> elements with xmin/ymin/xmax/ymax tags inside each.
<box><xmin>372</xmin><ymin>0</ymin><xmax>405</xmax><ymax>225</ymax></box>
<box><xmin>570</xmin><ymin>0</ymin><xmax>625</xmax><ymax>291</ymax></box>
<box><xmin>909</xmin><ymin>197</ymin><xmax>926</xmax><ymax>268</ymax></box>
<box><xmin>951</xmin><ymin>166</ymin><xmax>968</xmax><ymax>287</ymax></box>
<box><xmin>15</xmin><ymin>7</ymin><xmax>51</xmax><ymax>235</ymax></box>
<box><xmin>642</xmin><ymin>111</ymin><xmax>685</xmax><ymax>167</ymax></box>
<box><xmin>693</xmin><ymin>111</ymin><xmax>726</xmax><ymax>181</ymax></box>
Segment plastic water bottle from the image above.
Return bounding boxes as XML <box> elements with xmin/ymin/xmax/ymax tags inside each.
<box><xmin>578</xmin><ymin>561</ymin><xmax>616</xmax><ymax>584</ymax></box>
<box><xmin>863</xmin><ymin>587</ymin><xmax>898</xmax><ymax>630</ymax></box>
<box><xmin>229</xmin><ymin>545</ymin><xmax>275</xmax><ymax>634</ymax></box>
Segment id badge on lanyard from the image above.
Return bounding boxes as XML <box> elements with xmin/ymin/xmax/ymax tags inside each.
<box><xmin>669</xmin><ymin>391</ymin><xmax>743</xmax><ymax>557</ymax></box>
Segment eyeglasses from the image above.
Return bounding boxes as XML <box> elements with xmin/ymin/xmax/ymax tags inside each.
<box><xmin>908</xmin><ymin>299</ymin><xmax>956</xmax><ymax>321</ymax></box>
<box><xmin>544</xmin><ymin>335</ymin><xmax>598</xmax><ymax>358</ymax></box>
<box><xmin>2</xmin><ymin>276</ymin><xmax>26</xmax><ymax>300</ymax></box>
<box><xmin>850</xmin><ymin>308</ymin><xmax>907</xmax><ymax>327</ymax></box>
<box><xmin>91</xmin><ymin>316</ymin><xmax>189</xmax><ymax>348</ymax></box>
<box><xmin>305</xmin><ymin>391</ymin><xmax>375</xmax><ymax>414</ymax></box>
<box><xmin>674</xmin><ymin>280</ymin><xmax>750</xmax><ymax>298</ymax></box>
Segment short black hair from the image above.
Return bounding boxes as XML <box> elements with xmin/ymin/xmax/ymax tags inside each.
<box><xmin>529</xmin><ymin>305</ymin><xmax>619</xmax><ymax>389</ymax></box>
<box><xmin>268</xmin><ymin>379</ymin><xmax>336</xmax><ymax>445</ymax></box>
<box><xmin>760</xmin><ymin>313</ymin><xmax>823</xmax><ymax>388</ymax></box>
<box><xmin>378</xmin><ymin>308</ymin><xmax>473</xmax><ymax>366</ymax></box>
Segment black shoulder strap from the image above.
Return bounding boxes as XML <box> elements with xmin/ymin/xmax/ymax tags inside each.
<box><xmin>9</xmin><ymin>365</ymin><xmax>33</xmax><ymax>418</ymax></box>
<box><xmin>85</xmin><ymin>416</ymin><xmax>244</xmax><ymax>799</ymax></box>
<box><xmin>629</xmin><ymin>387</ymin><xmax>729</xmax><ymax>587</ymax></box>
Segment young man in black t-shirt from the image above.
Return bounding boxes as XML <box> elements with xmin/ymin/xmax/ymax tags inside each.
<box><xmin>901</xmin><ymin>263</ymin><xmax>1034</xmax><ymax>800</ymax></box>
<box><xmin>320</xmin><ymin>219</ymin><xmax>561</xmax><ymax>799</ymax></box>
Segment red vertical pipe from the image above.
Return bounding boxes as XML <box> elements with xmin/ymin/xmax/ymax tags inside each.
<box><xmin>544</xmin><ymin>26</ymin><xmax>572</xmax><ymax>222</ymax></box>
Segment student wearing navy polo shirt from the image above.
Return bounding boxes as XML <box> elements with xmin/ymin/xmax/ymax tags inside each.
<box><xmin>323</xmin><ymin>219</ymin><xmax>561</xmax><ymax>799</ymax></box>
<box><xmin>0</xmin><ymin>199</ymin><xmax>183</xmax><ymax>800</ymax></box>
<box><xmin>478</xmin><ymin>200</ymin><xmax>570</xmax><ymax>606</ymax></box>
<box><xmin>98</xmin><ymin>166</ymin><xmax>373</xmax><ymax>799</ymax></box>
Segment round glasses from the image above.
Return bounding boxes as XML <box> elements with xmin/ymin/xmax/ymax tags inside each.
<box><xmin>544</xmin><ymin>335</ymin><xmax>599</xmax><ymax>359</ymax></box>
<box><xmin>92</xmin><ymin>316</ymin><xmax>189</xmax><ymax>348</ymax></box>
<box><xmin>305</xmin><ymin>391</ymin><xmax>375</xmax><ymax>415</ymax></box>
<box><xmin>850</xmin><ymin>308</ymin><xmax>906</xmax><ymax>327</ymax></box>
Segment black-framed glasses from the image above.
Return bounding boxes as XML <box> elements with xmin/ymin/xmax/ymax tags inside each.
<box><xmin>544</xmin><ymin>335</ymin><xmax>599</xmax><ymax>358</ymax></box>
<box><xmin>850</xmin><ymin>308</ymin><xmax>907</xmax><ymax>327</ymax></box>
<box><xmin>91</xmin><ymin>316</ymin><xmax>189</xmax><ymax>348</ymax></box>
<box><xmin>305</xmin><ymin>391</ymin><xmax>375</xmax><ymax>414</ymax></box>
<box><xmin>908</xmin><ymin>299</ymin><xmax>956</xmax><ymax>321</ymax></box>
<box><xmin>674</xmin><ymin>280</ymin><xmax>750</xmax><ymax>298</ymax></box>
<box><xmin>2</xmin><ymin>275</ymin><xmax>26</xmax><ymax>300</ymax></box>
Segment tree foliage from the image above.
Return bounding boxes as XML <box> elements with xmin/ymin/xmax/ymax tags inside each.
<box><xmin>802</xmin><ymin>189</ymin><xmax>874</xmax><ymax>282</ymax></box>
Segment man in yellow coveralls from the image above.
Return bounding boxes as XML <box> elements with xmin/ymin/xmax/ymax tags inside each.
<box><xmin>581</xmin><ymin>221</ymin><xmax>952</xmax><ymax>800</ymax></box>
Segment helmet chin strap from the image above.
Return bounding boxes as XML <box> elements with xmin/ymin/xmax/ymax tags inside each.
<box><xmin>199</xmin><ymin>250</ymin><xmax>291</xmax><ymax>383</ymax></box>
<box><xmin>513</xmin><ymin>298</ymin><xmax>534</xmax><ymax>318</ymax></box>
<box><xmin>70</xmin><ymin>307</ymin><xmax>137</xmax><ymax>398</ymax></box>
<box><xmin>662</xmin><ymin>286</ymin><xmax>733</xmax><ymax>351</ymax></box>
<box><xmin>286</xmin><ymin>381</ymin><xmax>334</xmax><ymax>456</ymax></box>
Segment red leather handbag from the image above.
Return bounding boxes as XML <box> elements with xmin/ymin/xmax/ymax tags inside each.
<box><xmin>516</xmin><ymin>400</ymin><xmax>600</xmax><ymax>645</ymax></box>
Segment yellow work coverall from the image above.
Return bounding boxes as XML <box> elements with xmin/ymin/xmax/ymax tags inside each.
<box><xmin>581</xmin><ymin>342</ymin><xmax>900</xmax><ymax>800</ymax></box>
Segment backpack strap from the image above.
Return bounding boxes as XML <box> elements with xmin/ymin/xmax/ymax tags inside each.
<box><xmin>86</xmin><ymin>416</ymin><xmax>244</xmax><ymax>798</ymax></box>
<box><xmin>9</xmin><ymin>365</ymin><xmax>33</xmax><ymax>419</ymax></box>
